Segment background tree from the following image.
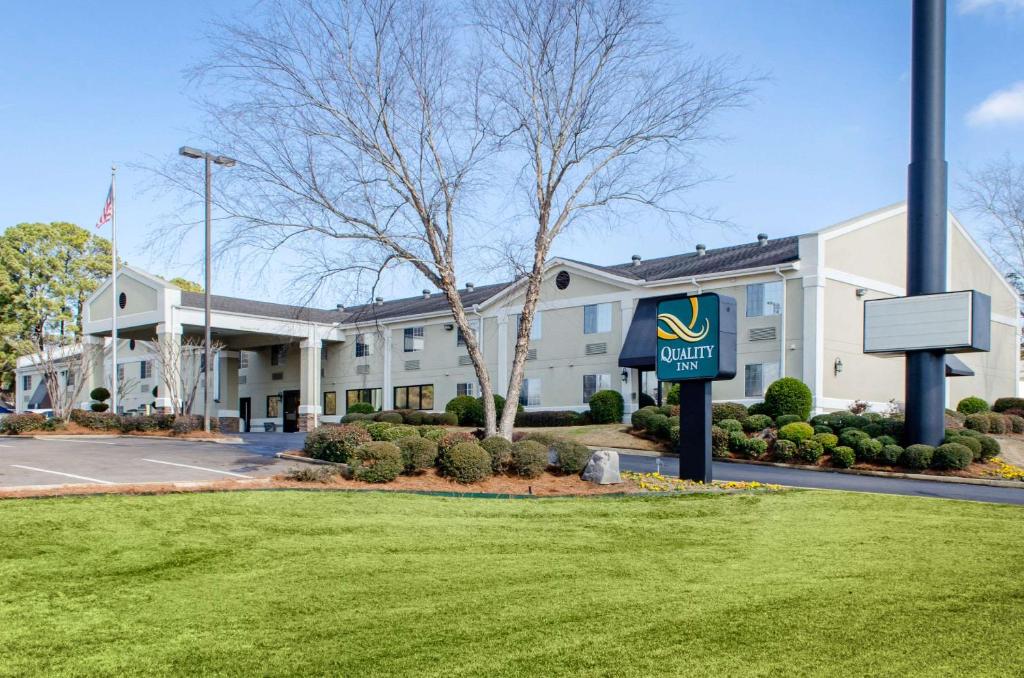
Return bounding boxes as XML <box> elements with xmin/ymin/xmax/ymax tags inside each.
<box><xmin>150</xmin><ymin>335</ymin><xmax>225</xmax><ymax>417</ymax></box>
<box><xmin>169</xmin><ymin>277</ymin><xmax>204</xmax><ymax>292</ymax></box>
<box><xmin>0</xmin><ymin>222</ymin><xmax>111</xmax><ymax>390</ymax></box>
<box><xmin>170</xmin><ymin>0</ymin><xmax>748</xmax><ymax>437</ymax></box>
<box><xmin>21</xmin><ymin>338</ymin><xmax>96</xmax><ymax>422</ymax></box>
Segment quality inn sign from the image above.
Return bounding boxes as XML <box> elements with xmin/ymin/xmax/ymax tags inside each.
<box><xmin>656</xmin><ymin>293</ymin><xmax>736</xmax><ymax>382</ymax></box>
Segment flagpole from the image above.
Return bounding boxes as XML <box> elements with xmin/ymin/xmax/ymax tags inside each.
<box><xmin>110</xmin><ymin>165</ymin><xmax>118</xmax><ymax>415</ymax></box>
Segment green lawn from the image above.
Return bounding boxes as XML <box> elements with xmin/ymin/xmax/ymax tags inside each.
<box><xmin>1</xmin><ymin>490</ymin><xmax>1022</xmax><ymax>677</ymax></box>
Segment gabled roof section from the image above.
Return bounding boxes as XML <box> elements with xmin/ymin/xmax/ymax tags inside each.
<box><xmin>341</xmin><ymin>282</ymin><xmax>512</xmax><ymax>324</ymax></box>
<box><xmin>179</xmin><ymin>292</ymin><xmax>345</xmax><ymax>324</ymax></box>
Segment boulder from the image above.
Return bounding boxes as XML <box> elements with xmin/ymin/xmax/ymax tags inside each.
<box><xmin>581</xmin><ymin>449</ymin><xmax>622</xmax><ymax>485</ymax></box>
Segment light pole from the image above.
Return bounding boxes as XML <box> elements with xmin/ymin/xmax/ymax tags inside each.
<box><xmin>178</xmin><ymin>146</ymin><xmax>236</xmax><ymax>433</ymax></box>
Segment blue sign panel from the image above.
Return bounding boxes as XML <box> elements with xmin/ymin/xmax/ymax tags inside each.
<box><xmin>655</xmin><ymin>293</ymin><xmax>736</xmax><ymax>382</ymax></box>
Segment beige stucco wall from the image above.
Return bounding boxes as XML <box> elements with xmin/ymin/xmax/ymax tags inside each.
<box><xmin>89</xmin><ymin>274</ymin><xmax>159</xmax><ymax>321</ymax></box>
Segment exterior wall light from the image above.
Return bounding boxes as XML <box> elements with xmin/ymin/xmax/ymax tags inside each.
<box><xmin>856</xmin><ymin>288</ymin><xmax>867</xmax><ymax>298</ymax></box>
<box><xmin>834</xmin><ymin>357</ymin><xmax>844</xmax><ymax>376</ymax></box>
<box><xmin>621</xmin><ymin>369</ymin><xmax>629</xmax><ymax>382</ymax></box>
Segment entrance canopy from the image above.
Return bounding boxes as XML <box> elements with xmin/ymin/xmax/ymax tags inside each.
<box><xmin>619</xmin><ymin>296</ymin><xmax>676</xmax><ymax>369</ymax></box>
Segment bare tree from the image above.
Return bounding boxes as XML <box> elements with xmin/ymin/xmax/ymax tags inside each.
<box><xmin>172</xmin><ymin>0</ymin><xmax>748</xmax><ymax>437</ymax></box>
<box><xmin>24</xmin><ymin>340</ymin><xmax>95</xmax><ymax>422</ymax></box>
<box><xmin>106</xmin><ymin>365</ymin><xmax>140</xmax><ymax>409</ymax></box>
<box><xmin>151</xmin><ymin>335</ymin><xmax>225</xmax><ymax>417</ymax></box>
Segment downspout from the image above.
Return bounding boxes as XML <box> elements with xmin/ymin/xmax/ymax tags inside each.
<box><xmin>690</xmin><ymin>276</ymin><xmax>703</xmax><ymax>294</ymax></box>
<box><xmin>775</xmin><ymin>267</ymin><xmax>786</xmax><ymax>378</ymax></box>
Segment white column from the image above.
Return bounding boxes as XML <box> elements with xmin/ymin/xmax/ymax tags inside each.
<box><xmin>619</xmin><ymin>299</ymin><xmax>636</xmax><ymax>422</ymax></box>
<box><xmin>82</xmin><ymin>335</ymin><xmax>105</xmax><ymax>409</ymax></box>
<box><xmin>154</xmin><ymin>323</ymin><xmax>181</xmax><ymax>414</ymax></box>
<box><xmin>217</xmin><ymin>352</ymin><xmax>240</xmax><ymax>430</ymax></box>
<box><xmin>299</xmin><ymin>338</ymin><xmax>322</xmax><ymax>429</ymax></box>
<box><xmin>800</xmin><ymin>235</ymin><xmax>826</xmax><ymax>413</ymax></box>
<box><xmin>382</xmin><ymin>331</ymin><xmax>394</xmax><ymax>410</ymax></box>
<box><xmin>497</xmin><ymin>313</ymin><xmax>509</xmax><ymax>395</ymax></box>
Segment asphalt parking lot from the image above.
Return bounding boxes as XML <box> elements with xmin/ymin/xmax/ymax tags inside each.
<box><xmin>0</xmin><ymin>435</ymin><xmax>296</xmax><ymax>489</ymax></box>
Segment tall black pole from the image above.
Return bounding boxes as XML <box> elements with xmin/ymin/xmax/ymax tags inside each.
<box><xmin>204</xmin><ymin>154</ymin><xmax>213</xmax><ymax>434</ymax></box>
<box><xmin>905</xmin><ymin>0</ymin><xmax>947</xmax><ymax>446</ymax></box>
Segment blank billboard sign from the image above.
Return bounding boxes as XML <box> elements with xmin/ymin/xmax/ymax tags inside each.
<box><xmin>863</xmin><ymin>290</ymin><xmax>991</xmax><ymax>355</ymax></box>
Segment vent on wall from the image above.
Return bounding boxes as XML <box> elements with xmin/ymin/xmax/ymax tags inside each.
<box><xmin>458</xmin><ymin>355</ymin><xmax>473</xmax><ymax>366</ymax></box>
<box><xmin>271</xmin><ymin>372</ymin><xmax>284</xmax><ymax>381</ymax></box>
<box><xmin>749</xmin><ymin>327</ymin><xmax>777</xmax><ymax>342</ymax></box>
<box><xmin>356</xmin><ymin>364</ymin><xmax>370</xmax><ymax>375</ymax></box>
<box><xmin>405</xmin><ymin>360</ymin><xmax>421</xmax><ymax>371</ymax></box>
<box><xmin>585</xmin><ymin>342</ymin><xmax>607</xmax><ymax>355</ymax></box>
<box><xmin>526</xmin><ymin>348</ymin><xmax>538</xmax><ymax>360</ymax></box>
<box><xmin>239</xmin><ymin>375</ymin><xmax>247</xmax><ymax>385</ymax></box>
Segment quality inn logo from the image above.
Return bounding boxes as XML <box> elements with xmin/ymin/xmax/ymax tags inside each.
<box><xmin>657</xmin><ymin>297</ymin><xmax>710</xmax><ymax>343</ymax></box>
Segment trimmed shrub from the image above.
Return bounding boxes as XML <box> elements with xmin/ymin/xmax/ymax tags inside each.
<box><xmin>964</xmin><ymin>413</ymin><xmax>991</xmax><ymax>433</ymax></box>
<box><xmin>778</xmin><ymin>422</ymin><xmax>814</xmax><ymax>444</ymax></box>
<box><xmin>746</xmin><ymin>438</ymin><xmax>768</xmax><ymax>459</ymax></box>
<box><xmin>552</xmin><ymin>439</ymin><xmax>592</xmax><ymax>474</ymax></box>
<box><xmin>69</xmin><ymin>409</ymin><xmax>120</xmax><ymax>430</ymax></box>
<box><xmin>515</xmin><ymin>410</ymin><xmax>582</xmax><ymax>427</ymax></box>
<box><xmin>365</xmin><ymin>422</ymin><xmax>394</xmax><ymax>440</ymax></box>
<box><xmin>375</xmin><ymin>424</ymin><xmax>420</xmax><ymax>442</ymax></box>
<box><xmin>1007</xmin><ymin>414</ymin><xmax>1024</xmax><ymax>434</ymax></box>
<box><xmin>718</xmin><ymin>418</ymin><xmax>743</xmax><ymax>434</ymax></box>
<box><xmin>932</xmin><ymin>443</ymin><xmax>973</xmax><ymax>470</ymax></box>
<box><xmin>669</xmin><ymin>425</ymin><xmax>680</xmax><ymax>447</ymax></box>
<box><xmin>862</xmin><ymin>412</ymin><xmax>883</xmax><ymax>423</ymax></box>
<box><xmin>742</xmin><ymin>414</ymin><xmax>773</xmax><ymax>433</ymax></box>
<box><xmin>665</xmin><ymin>383</ymin><xmax>680</xmax><ymax>405</ymax></box>
<box><xmin>831</xmin><ymin>446</ymin><xmax>855</xmax><ymax>468</ymax></box>
<box><xmin>90</xmin><ymin>402</ymin><xmax>110</xmax><ymax>412</ymax></box>
<box><xmin>956</xmin><ymin>396</ymin><xmax>989</xmax><ymax>415</ymax></box>
<box><xmin>1</xmin><ymin>412</ymin><xmax>47</xmax><ymax>434</ymax></box>
<box><xmin>813</xmin><ymin>425</ymin><xmax>833</xmax><ymax>435</ymax></box>
<box><xmin>510</xmin><ymin>440</ymin><xmax>548</xmax><ymax>478</ymax></box>
<box><xmin>403</xmin><ymin>410</ymin><xmax>426</xmax><ymax>425</ymax></box>
<box><xmin>875</xmin><ymin>435</ymin><xmax>897</xmax><ymax>447</ymax></box>
<box><xmin>304</xmin><ymin>424</ymin><xmax>372</xmax><ymax>463</ymax></box>
<box><xmin>978</xmin><ymin>435</ymin><xmax>1000</xmax><ymax>460</ymax></box>
<box><xmin>89</xmin><ymin>387</ymin><xmax>111</xmax><ymax>402</ymax></box>
<box><xmin>439</xmin><ymin>442</ymin><xmax>492</xmax><ymax>483</ymax></box>
<box><xmin>433</xmin><ymin>412</ymin><xmax>459</xmax><ymax>426</ymax></box>
<box><xmin>648</xmin><ymin>414</ymin><xmax>672</xmax><ymax>440</ymax></box>
<box><xmin>711</xmin><ymin>426</ymin><xmax>730</xmax><ymax>457</ymax></box>
<box><xmin>340</xmin><ymin>413</ymin><xmax>373</xmax><ymax>423</ymax></box>
<box><xmin>900</xmin><ymin>444</ymin><xmax>934</xmax><ymax>469</ymax></box>
<box><xmin>839</xmin><ymin>428</ymin><xmax>870</xmax><ymax>449</ymax></box>
<box><xmin>480</xmin><ymin>436</ymin><xmax>514</xmax><ymax>473</ymax></box>
<box><xmin>350</xmin><ymin>442</ymin><xmax>403</xmax><ymax>483</ymax></box>
<box><xmin>397</xmin><ymin>437</ymin><xmax>438</xmax><ymax>474</ymax></box>
<box><xmin>444</xmin><ymin>395</ymin><xmax>477</xmax><ymax>424</ymax></box>
<box><xmin>372</xmin><ymin>411</ymin><xmax>404</xmax><ymax>424</ymax></box>
<box><xmin>120</xmin><ymin>415</ymin><xmax>160</xmax><ymax>433</ymax></box>
<box><xmin>457</xmin><ymin>395</ymin><xmax>521</xmax><ymax>428</ymax></box>
<box><xmin>638</xmin><ymin>392</ymin><xmax>656</xmax><ymax>408</ymax></box>
<box><xmin>712</xmin><ymin>402</ymin><xmax>749</xmax><ymax>423</ymax></box>
<box><xmin>520</xmin><ymin>431</ymin><xmax>559</xmax><ymax>447</ymax></box>
<box><xmin>171</xmin><ymin>417</ymin><xmax>195</xmax><ymax>435</ymax></box>
<box><xmin>947</xmin><ymin>435</ymin><xmax>982</xmax><ymax>460</ymax></box>
<box><xmin>774</xmin><ymin>414</ymin><xmax>803</xmax><ymax>428</ymax></box>
<box><xmin>855</xmin><ymin>437</ymin><xmax>883</xmax><ymax>462</ymax></box>
<box><xmin>764</xmin><ymin>377</ymin><xmax>813</xmax><ymax>421</ymax></box>
<box><xmin>347</xmin><ymin>402</ymin><xmax>376</xmax><ymax>414</ymax></box>
<box><xmin>809</xmin><ymin>414</ymin><xmax>832</xmax><ymax>430</ymax></box>
<box><xmin>631</xmin><ymin>406</ymin><xmax>659</xmax><ymax>431</ymax></box>
<box><xmin>746</xmin><ymin>402</ymin><xmax>768</xmax><ymax>416</ymax></box>
<box><xmin>588</xmin><ymin>390</ymin><xmax>624</xmax><ymax>424</ymax></box>
<box><xmin>862</xmin><ymin>423</ymin><xmax>885</xmax><ymax>438</ymax></box>
<box><xmin>986</xmin><ymin>413</ymin><xmax>1008</xmax><ymax>434</ymax></box>
<box><xmin>419</xmin><ymin>427</ymin><xmax>447</xmax><ymax>443</ymax></box>
<box><xmin>812</xmin><ymin>432</ymin><xmax>838</xmax><ymax>453</ymax></box>
<box><xmin>992</xmin><ymin>397</ymin><xmax>1024</xmax><ymax>413</ymax></box>
<box><xmin>728</xmin><ymin>432</ymin><xmax>748</xmax><ymax>454</ymax></box>
<box><xmin>830</xmin><ymin>413</ymin><xmax>867</xmax><ymax>431</ymax></box>
<box><xmin>879</xmin><ymin>444</ymin><xmax>903</xmax><ymax>465</ymax></box>
<box><xmin>774</xmin><ymin>439</ymin><xmax>797</xmax><ymax>461</ymax></box>
<box><xmin>797</xmin><ymin>439</ymin><xmax>823</xmax><ymax>463</ymax></box>
<box><xmin>438</xmin><ymin>431</ymin><xmax>477</xmax><ymax>454</ymax></box>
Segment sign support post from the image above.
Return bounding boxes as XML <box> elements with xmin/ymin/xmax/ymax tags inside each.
<box><xmin>656</xmin><ymin>293</ymin><xmax>736</xmax><ymax>482</ymax></box>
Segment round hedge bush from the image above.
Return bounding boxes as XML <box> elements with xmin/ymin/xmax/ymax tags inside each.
<box><xmin>964</xmin><ymin>413</ymin><xmax>991</xmax><ymax>433</ymax></box>
<box><xmin>397</xmin><ymin>436</ymin><xmax>438</xmax><ymax>473</ymax></box>
<box><xmin>875</xmin><ymin>435</ymin><xmax>897</xmax><ymax>447</ymax></box>
<box><xmin>631</xmin><ymin>406</ymin><xmax>659</xmax><ymax>431</ymax></box>
<box><xmin>746</xmin><ymin>402</ymin><xmax>768</xmax><ymax>416</ymax></box>
<box><xmin>797</xmin><ymin>438</ymin><xmax>823</xmax><ymax>463</ymax></box>
<box><xmin>588</xmin><ymin>390</ymin><xmax>624</xmax><ymax>424</ymax></box>
<box><xmin>779</xmin><ymin>422</ymin><xmax>814</xmax><ymax>444</ymax></box>
<box><xmin>1007</xmin><ymin>414</ymin><xmax>1024</xmax><ymax>434</ymax></box>
<box><xmin>510</xmin><ymin>440</ymin><xmax>548</xmax><ymax>478</ymax></box>
<box><xmin>978</xmin><ymin>435</ymin><xmax>1000</xmax><ymax>460</ymax></box>
<box><xmin>711</xmin><ymin>426</ymin><xmax>730</xmax><ymax>457</ymax></box>
<box><xmin>374</xmin><ymin>411</ymin><xmax>405</xmax><ymax>424</ymax></box>
<box><xmin>647</xmin><ymin>414</ymin><xmax>672</xmax><ymax>440</ymax></box>
<box><xmin>986</xmin><ymin>413</ymin><xmax>1008</xmax><ymax>434</ymax></box>
<box><xmin>831</xmin><ymin>446</ymin><xmax>855</xmax><ymax>468</ymax></box>
<box><xmin>901</xmin><ymin>444</ymin><xmax>935</xmax><ymax>469</ymax></box>
<box><xmin>839</xmin><ymin>428</ymin><xmax>870</xmax><ymax>449</ymax></box>
<box><xmin>365</xmin><ymin>422</ymin><xmax>395</xmax><ymax>440</ymax></box>
<box><xmin>932</xmin><ymin>442</ymin><xmax>973</xmax><ymax>470</ymax></box>
<box><xmin>89</xmin><ymin>387</ymin><xmax>110</xmax><ymax>402</ymax></box>
<box><xmin>746</xmin><ymin>438</ymin><xmax>768</xmax><ymax>459</ymax></box>
<box><xmin>774</xmin><ymin>414</ymin><xmax>803</xmax><ymax>428</ymax></box>
<box><xmin>375</xmin><ymin>424</ymin><xmax>420</xmax><ymax>442</ymax></box>
<box><xmin>947</xmin><ymin>435</ymin><xmax>981</xmax><ymax>460</ymax></box>
<box><xmin>879</xmin><ymin>444</ymin><xmax>903</xmax><ymax>465</ymax></box>
<box><xmin>347</xmin><ymin>402</ymin><xmax>376</xmax><ymax>415</ymax></box>
<box><xmin>480</xmin><ymin>436</ymin><xmax>514</xmax><ymax>473</ymax></box>
<box><xmin>303</xmin><ymin>424</ymin><xmax>372</xmax><ymax>463</ymax></box>
<box><xmin>956</xmin><ymin>396</ymin><xmax>989</xmax><ymax>415</ymax></box>
<box><xmin>728</xmin><ymin>431</ymin><xmax>749</xmax><ymax>454</ymax></box>
<box><xmin>812</xmin><ymin>432</ymin><xmax>838</xmax><ymax>453</ymax></box>
<box><xmin>711</xmin><ymin>402</ymin><xmax>749</xmax><ymax>423</ymax></box>
<box><xmin>774</xmin><ymin>439</ymin><xmax>797</xmax><ymax>461</ymax></box>
<box><xmin>718</xmin><ymin>419</ymin><xmax>744</xmax><ymax>434</ymax></box>
<box><xmin>90</xmin><ymin>402</ymin><xmax>110</xmax><ymax>412</ymax></box>
<box><xmin>444</xmin><ymin>395</ymin><xmax>476</xmax><ymax>424</ymax></box>
<box><xmin>438</xmin><ymin>431</ymin><xmax>477</xmax><ymax>454</ymax></box>
<box><xmin>350</xmin><ymin>442</ymin><xmax>404</xmax><ymax>483</ymax></box>
<box><xmin>855</xmin><ymin>437</ymin><xmax>883</xmax><ymax>462</ymax></box>
<box><xmin>742</xmin><ymin>414</ymin><xmax>773</xmax><ymax>433</ymax></box>
<box><xmin>551</xmin><ymin>439</ymin><xmax>592</xmax><ymax>474</ymax></box>
<box><xmin>993</xmin><ymin>397</ymin><xmax>1024</xmax><ymax>413</ymax></box>
<box><xmin>439</xmin><ymin>442</ymin><xmax>492</xmax><ymax>483</ymax></box>
<box><xmin>764</xmin><ymin>377</ymin><xmax>813</xmax><ymax>421</ymax></box>
<box><xmin>418</xmin><ymin>426</ymin><xmax>446</xmax><ymax>441</ymax></box>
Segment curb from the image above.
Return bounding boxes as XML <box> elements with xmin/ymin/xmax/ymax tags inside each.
<box><xmin>32</xmin><ymin>434</ymin><xmax>118</xmax><ymax>440</ymax></box>
<box><xmin>28</xmin><ymin>434</ymin><xmax>243</xmax><ymax>445</ymax></box>
<box><xmin>276</xmin><ymin>452</ymin><xmax>343</xmax><ymax>466</ymax></box>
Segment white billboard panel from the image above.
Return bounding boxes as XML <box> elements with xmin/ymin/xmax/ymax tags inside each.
<box><xmin>863</xmin><ymin>291</ymin><xmax>990</xmax><ymax>354</ymax></box>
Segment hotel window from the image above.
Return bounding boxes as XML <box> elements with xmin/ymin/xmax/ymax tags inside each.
<box><xmin>117</xmin><ymin>364</ymin><xmax>125</xmax><ymax>381</ymax></box>
<box><xmin>583</xmin><ymin>374</ymin><xmax>611</xmax><ymax>403</ymax></box>
<box><xmin>140</xmin><ymin>360</ymin><xmax>152</xmax><ymax>379</ymax></box>
<box><xmin>266</xmin><ymin>395</ymin><xmax>281</xmax><ymax>418</ymax></box>
<box><xmin>456</xmin><ymin>382</ymin><xmax>475</xmax><ymax>397</ymax></box>
<box><xmin>519</xmin><ymin>378</ymin><xmax>541</xmax><ymax>407</ymax></box>
<box><xmin>240</xmin><ymin>352</ymin><xmax>249</xmax><ymax>369</ymax></box>
<box><xmin>22</xmin><ymin>375</ymin><xmax>31</xmax><ymax>391</ymax></box>
<box><xmin>270</xmin><ymin>344</ymin><xmax>286</xmax><ymax>366</ymax></box>
<box><xmin>583</xmin><ymin>303</ymin><xmax>612</xmax><ymax>334</ymax></box>
<box><xmin>355</xmin><ymin>333</ymin><xmax>371</xmax><ymax>357</ymax></box>
<box><xmin>346</xmin><ymin>388</ymin><xmax>382</xmax><ymax>412</ymax></box>
<box><xmin>456</xmin><ymin>319</ymin><xmax>480</xmax><ymax>347</ymax></box>
<box><xmin>517</xmin><ymin>311</ymin><xmax>542</xmax><ymax>340</ymax></box>
<box><xmin>394</xmin><ymin>384</ymin><xmax>434</xmax><ymax>410</ymax></box>
<box><xmin>66</xmin><ymin>370</ymin><xmax>75</xmax><ymax>387</ymax></box>
<box><xmin>746</xmin><ymin>282</ymin><xmax>783</xmax><ymax>317</ymax></box>
<box><xmin>323</xmin><ymin>391</ymin><xmax>337</xmax><ymax>416</ymax></box>
<box><xmin>744</xmin><ymin>362</ymin><xmax>780</xmax><ymax>398</ymax></box>
<box><xmin>404</xmin><ymin>327</ymin><xmax>425</xmax><ymax>352</ymax></box>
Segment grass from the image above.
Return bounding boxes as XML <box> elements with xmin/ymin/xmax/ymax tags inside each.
<box><xmin>1</xmin><ymin>490</ymin><xmax>1022</xmax><ymax>677</ymax></box>
<box><xmin>515</xmin><ymin>422</ymin><xmax>664</xmax><ymax>451</ymax></box>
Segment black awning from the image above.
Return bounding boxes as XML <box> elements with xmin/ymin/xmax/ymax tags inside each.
<box><xmin>619</xmin><ymin>297</ymin><xmax>662</xmax><ymax>369</ymax></box>
<box><xmin>945</xmin><ymin>354</ymin><xmax>974</xmax><ymax>378</ymax></box>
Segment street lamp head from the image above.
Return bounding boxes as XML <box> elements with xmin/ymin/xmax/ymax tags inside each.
<box><xmin>178</xmin><ymin>146</ymin><xmax>204</xmax><ymax>160</ymax></box>
<box><xmin>213</xmin><ymin>155</ymin><xmax>237</xmax><ymax>168</ymax></box>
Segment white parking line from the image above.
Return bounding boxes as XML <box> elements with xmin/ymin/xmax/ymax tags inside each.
<box><xmin>45</xmin><ymin>438</ymin><xmax>118</xmax><ymax>445</ymax></box>
<box><xmin>10</xmin><ymin>464</ymin><xmax>115</xmax><ymax>485</ymax></box>
<box><xmin>0</xmin><ymin>443</ymin><xmax>14</xmax><ymax>448</ymax></box>
<box><xmin>140</xmin><ymin>458</ymin><xmax>252</xmax><ymax>478</ymax></box>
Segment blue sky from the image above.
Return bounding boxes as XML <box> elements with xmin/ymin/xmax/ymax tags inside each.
<box><xmin>2</xmin><ymin>0</ymin><xmax>1023</xmax><ymax>306</ymax></box>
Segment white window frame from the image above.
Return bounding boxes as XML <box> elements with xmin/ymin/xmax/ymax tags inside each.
<box><xmin>583</xmin><ymin>303</ymin><xmax>612</xmax><ymax>334</ymax></box>
<box><xmin>456</xmin><ymin>382</ymin><xmax>476</xmax><ymax>397</ymax></box>
<box><xmin>404</xmin><ymin>327</ymin><xmax>425</xmax><ymax>352</ymax></box>
<box><xmin>519</xmin><ymin>378</ymin><xmax>541</xmax><ymax>407</ymax></box>
<box><xmin>517</xmin><ymin>311</ymin><xmax>542</xmax><ymax>340</ymax></box>
<box><xmin>745</xmin><ymin>282</ymin><xmax>783</xmax><ymax>318</ymax></box>
<box><xmin>355</xmin><ymin>333</ymin><xmax>372</xmax><ymax>357</ymax></box>
<box><xmin>582</xmin><ymin>373</ymin><xmax>611</xmax><ymax>403</ymax></box>
<box><xmin>457</xmin><ymin>319</ymin><xmax>480</xmax><ymax>347</ymax></box>
<box><xmin>744</xmin><ymin>362</ymin><xmax>780</xmax><ymax>398</ymax></box>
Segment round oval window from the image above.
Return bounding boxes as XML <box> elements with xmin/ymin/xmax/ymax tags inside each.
<box><xmin>118</xmin><ymin>292</ymin><xmax>127</xmax><ymax>309</ymax></box>
<box><xmin>555</xmin><ymin>271</ymin><xmax>570</xmax><ymax>290</ymax></box>
<box><xmin>129</xmin><ymin>339</ymin><xmax>136</xmax><ymax>351</ymax></box>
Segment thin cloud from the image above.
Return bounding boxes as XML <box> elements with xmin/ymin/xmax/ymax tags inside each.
<box><xmin>959</xmin><ymin>0</ymin><xmax>1024</xmax><ymax>12</ymax></box>
<box><xmin>967</xmin><ymin>82</ymin><xmax>1024</xmax><ymax>126</ymax></box>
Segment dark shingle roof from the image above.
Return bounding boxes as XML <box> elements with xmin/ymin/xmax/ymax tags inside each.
<box><xmin>178</xmin><ymin>238</ymin><xmax>799</xmax><ymax>325</ymax></box>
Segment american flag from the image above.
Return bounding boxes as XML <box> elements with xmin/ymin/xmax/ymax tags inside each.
<box><xmin>95</xmin><ymin>184</ymin><xmax>113</xmax><ymax>229</ymax></box>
